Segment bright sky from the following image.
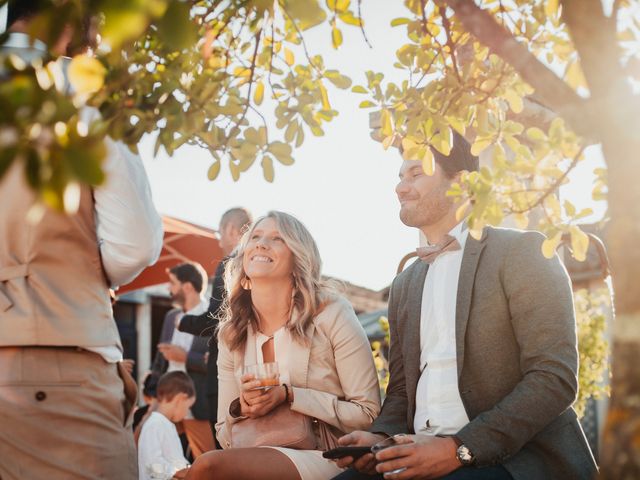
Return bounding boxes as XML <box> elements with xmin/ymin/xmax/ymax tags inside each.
<box><xmin>140</xmin><ymin>1</ymin><xmax>606</xmax><ymax>291</ymax></box>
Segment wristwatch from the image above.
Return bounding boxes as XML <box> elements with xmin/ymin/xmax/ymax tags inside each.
<box><xmin>456</xmin><ymin>444</ymin><xmax>475</xmax><ymax>466</ymax></box>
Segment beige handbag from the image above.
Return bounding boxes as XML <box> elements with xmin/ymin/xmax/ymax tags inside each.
<box><xmin>231</xmin><ymin>403</ymin><xmax>318</xmax><ymax>450</ymax></box>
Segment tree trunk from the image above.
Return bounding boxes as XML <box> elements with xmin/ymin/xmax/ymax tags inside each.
<box><xmin>598</xmin><ymin>135</ymin><xmax>640</xmax><ymax>479</ymax></box>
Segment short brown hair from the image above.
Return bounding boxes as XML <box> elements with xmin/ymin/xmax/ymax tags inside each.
<box><xmin>169</xmin><ymin>262</ymin><xmax>208</xmax><ymax>294</ymax></box>
<box><xmin>156</xmin><ymin>371</ymin><xmax>195</xmax><ymax>402</ymax></box>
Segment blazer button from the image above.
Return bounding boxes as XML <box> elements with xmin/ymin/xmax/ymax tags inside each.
<box><xmin>35</xmin><ymin>391</ymin><xmax>47</xmax><ymax>401</ymax></box>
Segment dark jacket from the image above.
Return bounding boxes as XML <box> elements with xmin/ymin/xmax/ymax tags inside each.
<box><xmin>178</xmin><ymin>257</ymin><xmax>228</xmax><ymax>421</ymax></box>
<box><xmin>149</xmin><ymin>308</ymin><xmax>210</xmax><ymax>420</ymax></box>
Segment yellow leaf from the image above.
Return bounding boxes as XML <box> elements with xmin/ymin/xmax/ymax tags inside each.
<box><xmin>253</xmin><ymin>81</ymin><xmax>264</xmax><ymax>105</ymax></box>
<box><xmin>380</xmin><ymin>109</ymin><xmax>393</xmax><ymax>137</ymax></box>
<box><xmin>566</xmin><ymin>60</ymin><xmax>587</xmax><ymax>90</ymax></box>
<box><xmin>207</xmin><ymin>160</ymin><xmax>221</xmax><ymax>180</ymax></box>
<box><xmin>545</xmin><ymin>0</ymin><xmax>560</xmax><ymax>19</ymax></box>
<box><xmin>504</xmin><ymin>90</ymin><xmax>523</xmax><ymax>114</ymax></box>
<box><xmin>68</xmin><ymin>55</ymin><xmax>106</xmax><ymax>95</ymax></box>
<box><xmin>284</xmin><ymin>48</ymin><xmax>295</xmax><ymax>66</ymax></box>
<box><xmin>401</xmin><ymin>137</ymin><xmax>417</xmax><ymax>152</ymax></box>
<box><xmin>542</xmin><ymin>232</ymin><xmax>562</xmax><ymax>259</ymax></box>
<box><xmin>261</xmin><ymin>155</ymin><xmax>275</xmax><ymax>182</ymax></box>
<box><xmin>422</xmin><ymin>147</ymin><xmax>434</xmax><ymax>176</ymax></box>
<box><xmin>331</xmin><ymin>27</ymin><xmax>343</xmax><ymax>49</ymax></box>
<box><xmin>319</xmin><ymin>83</ymin><xmax>331</xmax><ymax>110</ymax></box>
<box><xmin>570</xmin><ymin>226</ymin><xmax>590</xmax><ymax>262</ymax></box>
<box><xmin>470</xmin><ymin>137</ymin><xmax>492</xmax><ymax>156</ymax></box>
<box><xmin>382</xmin><ymin>135</ymin><xmax>395</xmax><ymax>150</ymax></box>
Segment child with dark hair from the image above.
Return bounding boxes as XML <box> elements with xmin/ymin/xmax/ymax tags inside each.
<box><xmin>138</xmin><ymin>371</ymin><xmax>196</xmax><ymax>480</ymax></box>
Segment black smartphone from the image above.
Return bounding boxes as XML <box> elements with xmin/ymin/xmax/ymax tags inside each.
<box><xmin>322</xmin><ymin>446</ymin><xmax>373</xmax><ymax>460</ymax></box>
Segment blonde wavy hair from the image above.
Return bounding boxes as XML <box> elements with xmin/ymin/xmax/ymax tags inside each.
<box><xmin>218</xmin><ymin>211</ymin><xmax>336</xmax><ymax>351</ymax></box>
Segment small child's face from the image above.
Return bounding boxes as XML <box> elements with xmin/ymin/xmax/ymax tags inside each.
<box><xmin>169</xmin><ymin>393</ymin><xmax>196</xmax><ymax>422</ymax></box>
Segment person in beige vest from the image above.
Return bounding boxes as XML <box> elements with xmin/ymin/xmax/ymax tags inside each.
<box><xmin>0</xmin><ymin>2</ymin><xmax>163</xmax><ymax>479</ymax></box>
<box><xmin>185</xmin><ymin>211</ymin><xmax>381</xmax><ymax>480</ymax></box>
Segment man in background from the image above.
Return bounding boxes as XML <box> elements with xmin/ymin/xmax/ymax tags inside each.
<box><xmin>178</xmin><ymin>207</ymin><xmax>252</xmax><ymax>443</ymax></box>
<box><xmin>149</xmin><ymin>262</ymin><xmax>214</xmax><ymax>458</ymax></box>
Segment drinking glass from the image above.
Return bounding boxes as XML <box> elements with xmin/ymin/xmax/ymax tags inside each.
<box><xmin>243</xmin><ymin>362</ymin><xmax>280</xmax><ymax>389</ymax></box>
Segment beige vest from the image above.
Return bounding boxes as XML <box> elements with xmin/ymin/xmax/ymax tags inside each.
<box><xmin>0</xmin><ymin>162</ymin><xmax>120</xmax><ymax>348</ymax></box>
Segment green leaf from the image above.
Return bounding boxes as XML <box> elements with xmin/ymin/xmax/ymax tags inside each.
<box><xmin>359</xmin><ymin>100</ymin><xmax>376</xmax><ymax>108</ymax></box>
<box><xmin>207</xmin><ymin>159</ymin><xmax>221</xmax><ymax>180</ymax></box>
<box><xmin>157</xmin><ymin>0</ymin><xmax>197</xmax><ymax>51</ymax></box>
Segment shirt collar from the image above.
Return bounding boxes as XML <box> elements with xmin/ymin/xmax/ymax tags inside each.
<box><xmin>425</xmin><ymin>220</ymin><xmax>467</xmax><ymax>247</ymax></box>
<box><xmin>3</xmin><ymin>32</ymin><xmax>48</xmax><ymax>53</ymax></box>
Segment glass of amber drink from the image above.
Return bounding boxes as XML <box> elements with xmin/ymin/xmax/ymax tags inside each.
<box><xmin>243</xmin><ymin>362</ymin><xmax>279</xmax><ymax>389</ymax></box>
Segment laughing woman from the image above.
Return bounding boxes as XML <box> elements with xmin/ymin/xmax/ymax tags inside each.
<box><xmin>185</xmin><ymin>211</ymin><xmax>380</xmax><ymax>480</ymax></box>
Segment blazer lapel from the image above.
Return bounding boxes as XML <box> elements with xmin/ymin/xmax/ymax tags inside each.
<box><xmin>455</xmin><ymin>229</ymin><xmax>487</xmax><ymax>377</ymax></box>
<box><xmin>404</xmin><ymin>261</ymin><xmax>429</xmax><ymax>391</ymax></box>
<box><xmin>288</xmin><ymin>311</ymin><xmax>315</xmax><ymax>388</ymax></box>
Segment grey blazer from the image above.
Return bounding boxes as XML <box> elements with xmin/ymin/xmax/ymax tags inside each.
<box><xmin>371</xmin><ymin>226</ymin><xmax>597</xmax><ymax>480</ymax></box>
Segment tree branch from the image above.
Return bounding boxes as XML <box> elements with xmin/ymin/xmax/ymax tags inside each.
<box><xmin>561</xmin><ymin>0</ymin><xmax>625</xmax><ymax>100</ymax></box>
<box><xmin>438</xmin><ymin>0</ymin><xmax>596</xmax><ymax>141</ymax></box>
<box><xmin>509</xmin><ymin>145</ymin><xmax>585</xmax><ymax>214</ymax></box>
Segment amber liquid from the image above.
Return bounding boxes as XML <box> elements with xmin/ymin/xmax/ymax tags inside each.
<box><xmin>259</xmin><ymin>378</ymin><xmax>279</xmax><ymax>387</ymax></box>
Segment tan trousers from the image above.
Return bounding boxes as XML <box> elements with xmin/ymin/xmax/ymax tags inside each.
<box><xmin>0</xmin><ymin>347</ymin><xmax>138</xmax><ymax>480</ymax></box>
<box><xmin>182</xmin><ymin>418</ymin><xmax>216</xmax><ymax>458</ymax></box>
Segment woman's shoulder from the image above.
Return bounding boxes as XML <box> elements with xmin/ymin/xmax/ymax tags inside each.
<box><xmin>314</xmin><ymin>294</ymin><xmax>359</xmax><ymax>328</ymax></box>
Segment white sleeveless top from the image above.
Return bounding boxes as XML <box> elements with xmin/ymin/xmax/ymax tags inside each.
<box><xmin>243</xmin><ymin>326</ymin><xmax>292</xmax><ymax>386</ymax></box>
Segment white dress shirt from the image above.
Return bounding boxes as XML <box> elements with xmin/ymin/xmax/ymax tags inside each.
<box><xmin>138</xmin><ymin>412</ymin><xmax>189</xmax><ymax>480</ymax></box>
<box><xmin>413</xmin><ymin>221</ymin><xmax>470</xmax><ymax>436</ymax></box>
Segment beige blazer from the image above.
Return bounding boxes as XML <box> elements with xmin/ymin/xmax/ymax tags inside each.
<box><xmin>216</xmin><ymin>296</ymin><xmax>381</xmax><ymax>449</ymax></box>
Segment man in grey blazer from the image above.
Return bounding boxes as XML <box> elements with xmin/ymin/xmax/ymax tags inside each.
<box><xmin>335</xmin><ymin>133</ymin><xmax>597</xmax><ymax>480</ymax></box>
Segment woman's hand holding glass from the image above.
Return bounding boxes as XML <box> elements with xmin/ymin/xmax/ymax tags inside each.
<box><xmin>239</xmin><ymin>362</ymin><xmax>286</xmax><ymax>418</ymax></box>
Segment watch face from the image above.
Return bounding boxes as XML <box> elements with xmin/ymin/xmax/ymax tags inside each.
<box><xmin>456</xmin><ymin>445</ymin><xmax>474</xmax><ymax>465</ymax></box>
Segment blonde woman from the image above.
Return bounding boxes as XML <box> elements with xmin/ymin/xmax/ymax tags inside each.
<box><xmin>186</xmin><ymin>211</ymin><xmax>380</xmax><ymax>480</ymax></box>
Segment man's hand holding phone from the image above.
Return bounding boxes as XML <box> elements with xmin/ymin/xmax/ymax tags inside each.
<box><xmin>333</xmin><ymin>431</ymin><xmax>387</xmax><ymax>474</ymax></box>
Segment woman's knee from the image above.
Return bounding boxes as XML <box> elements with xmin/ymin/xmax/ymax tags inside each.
<box><xmin>188</xmin><ymin>450</ymin><xmax>222</xmax><ymax>479</ymax></box>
